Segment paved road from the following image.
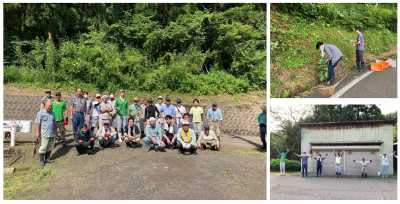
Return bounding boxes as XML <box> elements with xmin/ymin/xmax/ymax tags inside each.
<box><xmin>6</xmin><ymin>125</ymin><xmax>266</xmax><ymax>200</ymax></box>
<box><xmin>305</xmin><ymin>58</ymin><xmax>397</xmax><ymax>98</ymax></box>
<box><xmin>270</xmin><ymin>173</ymin><xmax>397</xmax><ymax>200</ymax></box>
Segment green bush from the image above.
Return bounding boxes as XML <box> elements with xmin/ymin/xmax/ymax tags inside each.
<box><xmin>270</xmin><ymin>159</ymin><xmax>301</xmax><ymax>171</ymax></box>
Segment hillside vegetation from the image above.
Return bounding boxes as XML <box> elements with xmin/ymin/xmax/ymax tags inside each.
<box><xmin>270</xmin><ymin>3</ymin><xmax>397</xmax><ymax>98</ymax></box>
<box><xmin>4</xmin><ymin>3</ymin><xmax>266</xmax><ymax>95</ymax></box>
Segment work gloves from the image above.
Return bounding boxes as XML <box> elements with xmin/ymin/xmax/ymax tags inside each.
<box><xmin>322</xmin><ymin>62</ymin><xmax>326</xmax><ymax>65</ymax></box>
<box><xmin>347</xmin><ymin>39</ymin><xmax>351</xmax><ymax>42</ymax></box>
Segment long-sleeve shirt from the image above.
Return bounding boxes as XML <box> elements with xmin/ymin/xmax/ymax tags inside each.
<box><xmin>75</xmin><ymin>129</ymin><xmax>95</xmax><ymax>143</ymax></box>
<box><xmin>177</xmin><ymin>121</ymin><xmax>195</xmax><ymax>130</ymax></box>
<box><xmin>207</xmin><ymin>108</ymin><xmax>223</xmax><ymax>122</ymax></box>
<box><xmin>140</xmin><ymin>104</ymin><xmax>148</xmax><ymax>119</ymax></box>
<box><xmin>323</xmin><ymin>44</ymin><xmax>343</xmax><ymax>64</ymax></box>
<box><xmin>129</xmin><ymin>104</ymin><xmax>143</xmax><ymax>119</ymax></box>
<box><xmin>115</xmin><ymin>97</ymin><xmax>129</xmax><ymax>116</ymax></box>
<box><xmin>145</xmin><ymin>105</ymin><xmax>160</xmax><ymax>120</ymax></box>
<box><xmin>145</xmin><ymin>123</ymin><xmax>163</xmax><ymax>140</ymax></box>
<box><xmin>177</xmin><ymin>128</ymin><xmax>197</xmax><ymax>146</ymax></box>
<box><xmin>96</xmin><ymin>126</ymin><xmax>117</xmax><ymax>137</ymax></box>
<box><xmin>278</xmin><ymin>150</ymin><xmax>289</xmax><ymax>162</ymax></box>
<box><xmin>197</xmin><ymin>130</ymin><xmax>219</xmax><ymax>147</ymax></box>
<box><xmin>258</xmin><ymin>113</ymin><xmax>266</xmax><ymax>125</ymax></box>
<box><xmin>313</xmin><ymin>157</ymin><xmax>326</xmax><ymax>166</ymax></box>
<box><xmin>377</xmin><ymin>154</ymin><xmax>393</xmax><ymax>165</ymax></box>
<box><xmin>355</xmin><ymin>160</ymin><xmax>371</xmax><ymax>167</ymax></box>
<box><xmin>86</xmin><ymin>99</ymin><xmax>92</xmax><ymax>116</ymax></box>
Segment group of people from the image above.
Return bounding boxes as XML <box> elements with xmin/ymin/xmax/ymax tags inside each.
<box><xmin>277</xmin><ymin>149</ymin><xmax>397</xmax><ymax>178</ymax></box>
<box><xmin>35</xmin><ymin>88</ymin><xmax>235</xmax><ymax>166</ymax></box>
<box><xmin>316</xmin><ymin>27</ymin><xmax>364</xmax><ymax>86</ymax></box>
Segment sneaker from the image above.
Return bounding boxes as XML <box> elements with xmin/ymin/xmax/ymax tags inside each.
<box><xmin>283</xmin><ymin>174</ymin><xmax>285</xmax><ymax>176</ymax></box>
<box><xmin>316</xmin><ymin>175</ymin><xmax>318</xmax><ymax>177</ymax></box>
<box><xmin>155</xmin><ymin>148</ymin><xmax>159</xmax><ymax>152</ymax></box>
<box><xmin>146</xmin><ymin>149</ymin><xmax>150</xmax><ymax>153</ymax></box>
<box><xmin>280</xmin><ymin>174</ymin><xmax>282</xmax><ymax>176</ymax></box>
<box><xmin>217</xmin><ymin>147</ymin><xmax>220</xmax><ymax>151</ymax></box>
<box><xmin>118</xmin><ymin>139</ymin><xmax>123</xmax><ymax>143</ymax></box>
<box><xmin>200</xmin><ymin>147</ymin><xmax>204</xmax><ymax>150</ymax></box>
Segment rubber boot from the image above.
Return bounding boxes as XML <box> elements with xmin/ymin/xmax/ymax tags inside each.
<box><xmin>39</xmin><ymin>153</ymin><xmax>45</xmax><ymax>166</ymax></box>
<box><xmin>45</xmin><ymin>151</ymin><xmax>54</xmax><ymax>163</ymax></box>
<box><xmin>325</xmin><ymin>77</ymin><xmax>332</xmax><ymax>86</ymax></box>
<box><xmin>359</xmin><ymin>62</ymin><xmax>365</xmax><ymax>73</ymax></box>
<box><xmin>365</xmin><ymin>174</ymin><xmax>367</xmax><ymax>178</ymax></box>
<box><xmin>362</xmin><ymin>174</ymin><xmax>364</xmax><ymax>178</ymax></box>
<box><xmin>353</xmin><ymin>60</ymin><xmax>360</xmax><ymax>69</ymax></box>
<box><xmin>330</xmin><ymin>76</ymin><xmax>335</xmax><ymax>84</ymax></box>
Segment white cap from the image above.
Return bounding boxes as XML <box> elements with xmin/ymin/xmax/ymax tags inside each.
<box><xmin>120</xmin><ymin>90</ymin><xmax>126</xmax><ymax>93</ymax></box>
<box><xmin>96</xmin><ymin>94</ymin><xmax>101</xmax><ymax>97</ymax></box>
<box><xmin>158</xmin><ymin>96</ymin><xmax>162</xmax><ymax>99</ymax></box>
<box><xmin>149</xmin><ymin>117</ymin><xmax>156</xmax><ymax>122</ymax></box>
<box><xmin>182</xmin><ymin>120</ymin><xmax>189</xmax><ymax>125</ymax></box>
<box><xmin>101</xmin><ymin>95</ymin><xmax>108</xmax><ymax>100</ymax></box>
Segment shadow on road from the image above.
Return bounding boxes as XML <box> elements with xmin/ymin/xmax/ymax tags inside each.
<box><xmin>228</xmin><ymin>134</ymin><xmax>265</xmax><ymax>152</ymax></box>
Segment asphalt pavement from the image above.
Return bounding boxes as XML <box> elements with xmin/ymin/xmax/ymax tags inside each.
<box><xmin>270</xmin><ymin>173</ymin><xmax>397</xmax><ymax>200</ymax></box>
<box><xmin>305</xmin><ymin>58</ymin><xmax>397</xmax><ymax>98</ymax></box>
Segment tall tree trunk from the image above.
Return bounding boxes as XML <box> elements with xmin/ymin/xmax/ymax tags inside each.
<box><xmin>47</xmin><ymin>24</ymin><xmax>54</xmax><ymax>42</ymax></box>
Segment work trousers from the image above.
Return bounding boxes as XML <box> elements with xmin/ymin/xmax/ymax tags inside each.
<box><xmin>361</xmin><ymin>166</ymin><xmax>368</xmax><ymax>174</ymax></box>
<box><xmin>328</xmin><ymin>56</ymin><xmax>342</xmax><ymax>78</ymax></box>
<box><xmin>209</xmin><ymin>121</ymin><xmax>221</xmax><ymax>138</ymax></box>
<box><xmin>85</xmin><ymin>115</ymin><xmax>91</xmax><ymax>129</ymax></box>
<box><xmin>200</xmin><ymin>140</ymin><xmax>218</xmax><ymax>148</ymax></box>
<box><xmin>317</xmin><ymin>166</ymin><xmax>322</xmax><ymax>175</ymax></box>
<box><xmin>116</xmin><ymin>116</ymin><xmax>127</xmax><ymax>137</ymax></box>
<box><xmin>39</xmin><ymin>137</ymin><xmax>55</xmax><ymax>154</ymax></box>
<box><xmin>356</xmin><ymin>50</ymin><xmax>364</xmax><ymax>63</ymax></box>
<box><xmin>56</xmin><ymin>121</ymin><xmax>66</xmax><ymax>141</ymax></box>
<box><xmin>162</xmin><ymin>136</ymin><xmax>177</xmax><ymax>146</ymax></box>
<box><xmin>144</xmin><ymin>137</ymin><xmax>165</xmax><ymax>149</ymax></box>
<box><xmin>98</xmin><ymin>135</ymin><xmax>117</xmax><ymax>147</ymax></box>
<box><xmin>124</xmin><ymin>137</ymin><xmax>140</xmax><ymax>144</ymax></box>
<box><xmin>280</xmin><ymin>162</ymin><xmax>286</xmax><ymax>175</ymax></box>
<box><xmin>193</xmin><ymin>122</ymin><xmax>202</xmax><ymax>136</ymax></box>
<box><xmin>335</xmin><ymin>164</ymin><xmax>341</xmax><ymax>173</ymax></box>
<box><xmin>260</xmin><ymin>126</ymin><xmax>266</xmax><ymax>143</ymax></box>
<box><xmin>73</xmin><ymin>113</ymin><xmax>85</xmax><ymax>135</ymax></box>
<box><xmin>75</xmin><ymin>141</ymin><xmax>95</xmax><ymax>152</ymax></box>
<box><xmin>382</xmin><ymin>165</ymin><xmax>388</xmax><ymax>177</ymax></box>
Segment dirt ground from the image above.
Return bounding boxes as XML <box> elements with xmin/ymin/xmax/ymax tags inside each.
<box><xmin>4</xmin><ymin>124</ymin><xmax>266</xmax><ymax>200</ymax></box>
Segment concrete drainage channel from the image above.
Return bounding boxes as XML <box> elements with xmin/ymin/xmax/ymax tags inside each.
<box><xmin>3</xmin><ymin>146</ymin><xmax>29</xmax><ymax>167</ymax></box>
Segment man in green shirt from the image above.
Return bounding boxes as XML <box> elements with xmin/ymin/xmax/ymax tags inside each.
<box><xmin>51</xmin><ymin>92</ymin><xmax>68</xmax><ymax>147</ymax></box>
<box><xmin>129</xmin><ymin>97</ymin><xmax>143</xmax><ymax>132</ymax></box>
<box><xmin>277</xmin><ymin>148</ymin><xmax>290</xmax><ymax>176</ymax></box>
<box><xmin>115</xmin><ymin>90</ymin><xmax>129</xmax><ymax>143</ymax></box>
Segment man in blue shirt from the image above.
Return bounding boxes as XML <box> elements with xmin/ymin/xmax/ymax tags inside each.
<box><xmin>258</xmin><ymin>106</ymin><xmax>266</xmax><ymax>149</ymax></box>
<box><xmin>144</xmin><ymin>117</ymin><xmax>165</xmax><ymax>152</ymax></box>
<box><xmin>207</xmin><ymin>102</ymin><xmax>223</xmax><ymax>145</ymax></box>
<box><xmin>159</xmin><ymin>97</ymin><xmax>176</xmax><ymax>124</ymax></box>
<box><xmin>35</xmin><ymin>101</ymin><xmax>57</xmax><ymax>166</ymax></box>
<box><xmin>349</xmin><ymin>27</ymin><xmax>365</xmax><ymax>72</ymax></box>
<box><xmin>294</xmin><ymin>152</ymin><xmax>313</xmax><ymax>178</ymax></box>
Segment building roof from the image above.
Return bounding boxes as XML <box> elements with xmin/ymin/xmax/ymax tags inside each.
<box><xmin>310</xmin><ymin>141</ymin><xmax>384</xmax><ymax>145</ymax></box>
<box><xmin>298</xmin><ymin>118</ymin><xmax>397</xmax><ymax>127</ymax></box>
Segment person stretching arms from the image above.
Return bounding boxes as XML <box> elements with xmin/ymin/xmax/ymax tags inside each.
<box><xmin>313</xmin><ymin>154</ymin><xmax>328</xmax><ymax>177</ymax></box>
<box><xmin>353</xmin><ymin>158</ymin><xmax>372</xmax><ymax>178</ymax></box>
<box><xmin>293</xmin><ymin>152</ymin><xmax>312</xmax><ymax>178</ymax></box>
<box><xmin>277</xmin><ymin>148</ymin><xmax>290</xmax><ymax>176</ymax></box>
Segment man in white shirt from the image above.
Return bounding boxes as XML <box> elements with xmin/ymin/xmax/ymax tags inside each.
<box><xmin>353</xmin><ymin>158</ymin><xmax>372</xmax><ymax>178</ymax></box>
<box><xmin>91</xmin><ymin>94</ymin><xmax>101</xmax><ymax>132</ymax></box>
<box><xmin>175</xmin><ymin>99</ymin><xmax>186</xmax><ymax>124</ymax></box>
<box><xmin>155</xmin><ymin>96</ymin><xmax>165</xmax><ymax>126</ymax></box>
<box><xmin>376</xmin><ymin>152</ymin><xmax>395</xmax><ymax>178</ymax></box>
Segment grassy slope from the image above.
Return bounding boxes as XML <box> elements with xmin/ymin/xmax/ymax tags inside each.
<box><xmin>270</xmin><ymin>12</ymin><xmax>397</xmax><ymax>98</ymax></box>
<box><xmin>3</xmin><ymin>83</ymin><xmax>266</xmax><ymax>105</ymax></box>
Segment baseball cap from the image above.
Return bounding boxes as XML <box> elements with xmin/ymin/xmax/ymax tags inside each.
<box><xmin>55</xmin><ymin>92</ymin><xmax>61</xmax><ymax>96</ymax></box>
<box><xmin>45</xmin><ymin>89</ymin><xmax>51</xmax><ymax>93</ymax></box>
<box><xmin>204</xmin><ymin>125</ymin><xmax>210</xmax><ymax>129</ymax></box>
<box><xmin>103</xmin><ymin>121</ymin><xmax>110</xmax><ymax>125</ymax></box>
<box><xmin>362</xmin><ymin>158</ymin><xmax>365</xmax><ymax>160</ymax></box>
<box><xmin>212</xmin><ymin>102</ymin><xmax>217</xmax><ymax>106</ymax></box>
<box><xmin>149</xmin><ymin>117</ymin><xmax>156</xmax><ymax>122</ymax></box>
<box><xmin>193</xmin><ymin>99</ymin><xmax>199</xmax><ymax>103</ymax></box>
<box><xmin>96</xmin><ymin>94</ymin><xmax>101</xmax><ymax>98</ymax></box>
<box><xmin>182</xmin><ymin>120</ymin><xmax>189</xmax><ymax>125</ymax></box>
<box><xmin>158</xmin><ymin>96</ymin><xmax>163</xmax><ymax>99</ymax></box>
<box><xmin>143</xmin><ymin>98</ymin><xmax>147</xmax><ymax>101</ymax></box>
<box><xmin>177</xmin><ymin>99</ymin><xmax>182</xmax><ymax>103</ymax></box>
<box><xmin>165</xmin><ymin>97</ymin><xmax>171</xmax><ymax>101</ymax></box>
<box><xmin>120</xmin><ymin>90</ymin><xmax>125</xmax><ymax>93</ymax></box>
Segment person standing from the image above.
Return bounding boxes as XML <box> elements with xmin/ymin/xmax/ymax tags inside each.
<box><xmin>70</xmin><ymin>88</ymin><xmax>87</xmax><ymax>136</ymax></box>
<box><xmin>293</xmin><ymin>152</ymin><xmax>312</xmax><ymax>178</ymax></box>
<box><xmin>144</xmin><ymin>117</ymin><xmax>165</xmax><ymax>152</ymax></box>
<box><xmin>99</xmin><ymin>95</ymin><xmax>115</xmax><ymax>128</ymax></box>
<box><xmin>124</xmin><ymin>117</ymin><xmax>141</xmax><ymax>148</ymax></box>
<box><xmin>313</xmin><ymin>154</ymin><xmax>328</xmax><ymax>177</ymax></box>
<box><xmin>316</xmin><ymin>42</ymin><xmax>343</xmax><ymax>86</ymax></box>
<box><xmin>96</xmin><ymin>121</ymin><xmax>117</xmax><ymax>150</ymax></box>
<box><xmin>334</xmin><ymin>150</ymin><xmax>345</xmax><ymax>178</ymax></box>
<box><xmin>40</xmin><ymin>89</ymin><xmax>55</xmax><ymax>110</ymax></box>
<box><xmin>83</xmin><ymin>91</ymin><xmax>92</xmax><ymax>129</ymax></box>
<box><xmin>189</xmin><ymin>99</ymin><xmax>204</xmax><ymax>138</ymax></box>
<box><xmin>51</xmin><ymin>92</ymin><xmax>68</xmax><ymax>147</ymax></box>
<box><xmin>108</xmin><ymin>92</ymin><xmax>117</xmax><ymax>130</ymax></box>
<box><xmin>349</xmin><ymin>27</ymin><xmax>365</xmax><ymax>72</ymax></box>
<box><xmin>159</xmin><ymin>97</ymin><xmax>176</xmax><ymax>124</ymax></box>
<box><xmin>258</xmin><ymin>106</ymin><xmax>267</xmax><ymax>149</ymax></box>
<box><xmin>144</xmin><ymin>99</ymin><xmax>160</xmax><ymax>125</ymax></box>
<box><xmin>114</xmin><ymin>90</ymin><xmax>129</xmax><ymax>143</ymax></box>
<box><xmin>75</xmin><ymin>124</ymin><xmax>95</xmax><ymax>156</ymax></box>
<box><xmin>376</xmin><ymin>152</ymin><xmax>395</xmax><ymax>178</ymax></box>
<box><xmin>207</xmin><ymin>102</ymin><xmax>223</xmax><ymax>145</ymax></box>
<box><xmin>161</xmin><ymin>115</ymin><xmax>178</xmax><ymax>149</ymax></box>
<box><xmin>353</xmin><ymin>158</ymin><xmax>372</xmax><ymax>178</ymax></box>
<box><xmin>175</xmin><ymin>99</ymin><xmax>186</xmax><ymax>124</ymax></box>
<box><xmin>277</xmin><ymin>148</ymin><xmax>290</xmax><ymax>176</ymax></box>
<box><xmin>198</xmin><ymin>125</ymin><xmax>219</xmax><ymax>151</ymax></box>
<box><xmin>35</xmin><ymin>101</ymin><xmax>57</xmax><ymax>166</ymax></box>
<box><xmin>91</xmin><ymin>94</ymin><xmax>102</xmax><ymax>132</ymax></box>
<box><xmin>140</xmin><ymin>99</ymin><xmax>148</xmax><ymax>137</ymax></box>
<box><xmin>177</xmin><ymin>121</ymin><xmax>198</xmax><ymax>155</ymax></box>
<box><xmin>155</xmin><ymin>96</ymin><xmax>165</xmax><ymax>126</ymax></box>
<box><xmin>129</xmin><ymin>97</ymin><xmax>143</xmax><ymax>132</ymax></box>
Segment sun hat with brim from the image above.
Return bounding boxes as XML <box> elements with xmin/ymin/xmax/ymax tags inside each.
<box><xmin>133</xmin><ymin>97</ymin><xmax>139</xmax><ymax>102</ymax></box>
